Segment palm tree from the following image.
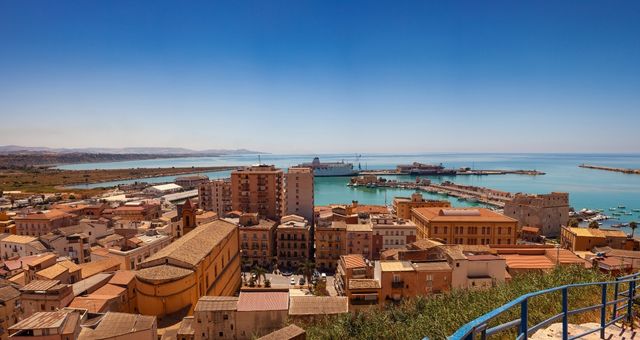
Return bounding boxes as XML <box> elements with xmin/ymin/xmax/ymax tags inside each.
<box><xmin>299</xmin><ymin>259</ymin><xmax>315</xmax><ymax>289</ymax></box>
<box><xmin>630</xmin><ymin>221</ymin><xmax>638</xmax><ymax>238</ymax></box>
<box><xmin>588</xmin><ymin>221</ymin><xmax>600</xmax><ymax>229</ymax></box>
<box><xmin>251</xmin><ymin>266</ymin><xmax>267</xmax><ymax>286</ymax></box>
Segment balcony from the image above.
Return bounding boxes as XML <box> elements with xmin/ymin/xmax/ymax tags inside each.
<box><xmin>391</xmin><ymin>281</ymin><xmax>405</xmax><ymax>289</ymax></box>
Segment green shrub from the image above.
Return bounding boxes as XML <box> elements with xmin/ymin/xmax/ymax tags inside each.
<box><xmin>303</xmin><ymin>266</ymin><xmax>612</xmax><ymax>340</ymax></box>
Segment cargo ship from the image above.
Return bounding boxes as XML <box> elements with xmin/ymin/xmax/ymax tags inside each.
<box><xmin>396</xmin><ymin>162</ymin><xmax>457</xmax><ymax>175</ymax></box>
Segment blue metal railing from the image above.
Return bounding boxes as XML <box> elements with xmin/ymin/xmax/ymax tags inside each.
<box><xmin>446</xmin><ymin>273</ymin><xmax>640</xmax><ymax>340</ymax></box>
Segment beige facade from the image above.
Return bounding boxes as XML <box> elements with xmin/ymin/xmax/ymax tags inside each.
<box><xmin>284</xmin><ymin>167</ymin><xmax>314</xmax><ymax>224</ymax></box>
<box><xmin>504</xmin><ymin>192</ymin><xmax>570</xmax><ymax>237</ymax></box>
<box><xmin>103</xmin><ymin>231</ymin><xmax>172</xmax><ymax>270</ymax></box>
<box><xmin>234</xmin><ymin>214</ymin><xmax>277</xmax><ymax>269</ymax></box>
<box><xmin>412</xmin><ymin>208</ymin><xmax>518</xmax><ymax>246</ymax></box>
<box><xmin>392</xmin><ymin>193</ymin><xmax>450</xmax><ymax>219</ymax></box>
<box><xmin>315</xmin><ymin>221</ymin><xmax>347</xmax><ymax>271</ymax></box>
<box><xmin>276</xmin><ymin>215</ymin><xmax>311</xmax><ymax>269</ymax></box>
<box><xmin>346</xmin><ymin>224</ymin><xmax>373</xmax><ymax>259</ymax></box>
<box><xmin>199</xmin><ymin>179</ymin><xmax>233</xmax><ymax>217</ymax></box>
<box><xmin>370</xmin><ymin>214</ymin><xmax>417</xmax><ymax>259</ymax></box>
<box><xmin>19</xmin><ymin>280</ymin><xmax>74</xmax><ymax>317</ymax></box>
<box><xmin>135</xmin><ymin>219</ymin><xmax>241</xmax><ymax>317</ymax></box>
<box><xmin>14</xmin><ymin>210</ymin><xmax>78</xmax><ymax>237</ymax></box>
<box><xmin>193</xmin><ymin>296</ymin><xmax>238</xmax><ymax>340</ymax></box>
<box><xmin>0</xmin><ymin>235</ymin><xmax>46</xmax><ymax>259</ymax></box>
<box><xmin>231</xmin><ymin>165</ymin><xmax>284</xmax><ymax>221</ymax></box>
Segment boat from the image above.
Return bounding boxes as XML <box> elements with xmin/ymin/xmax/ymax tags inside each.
<box><xmin>619</xmin><ymin>205</ymin><xmax>626</xmax><ymax>209</ymax></box>
<box><xmin>612</xmin><ymin>224</ymin><xmax>623</xmax><ymax>228</ymax></box>
<box><xmin>609</xmin><ymin>208</ymin><xmax>617</xmax><ymax>211</ymax></box>
<box><xmin>633</xmin><ymin>209</ymin><xmax>640</xmax><ymax>212</ymax></box>
<box><xmin>396</xmin><ymin>162</ymin><xmax>457</xmax><ymax>175</ymax></box>
<box><xmin>625</xmin><ymin>212</ymin><xmax>633</xmax><ymax>216</ymax></box>
<box><xmin>297</xmin><ymin>157</ymin><xmax>358</xmax><ymax>177</ymax></box>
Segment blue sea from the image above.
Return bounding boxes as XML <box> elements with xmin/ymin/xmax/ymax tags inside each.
<box><xmin>60</xmin><ymin>153</ymin><xmax>640</xmax><ymax>232</ymax></box>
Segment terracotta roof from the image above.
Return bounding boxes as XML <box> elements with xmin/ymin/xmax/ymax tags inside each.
<box><xmin>9</xmin><ymin>310</ymin><xmax>76</xmax><ymax>331</ymax></box>
<box><xmin>141</xmin><ymin>219</ymin><xmax>237</xmax><ymax>268</ymax></box>
<box><xmin>58</xmin><ymin>260</ymin><xmax>81</xmax><ymax>273</ymax></box>
<box><xmin>78</xmin><ymin>312</ymin><xmax>156</xmax><ymax>339</ymax></box>
<box><xmin>257</xmin><ymin>324</ymin><xmax>306</xmax><ymax>340</ymax></box>
<box><xmin>521</xmin><ymin>226</ymin><xmax>541</xmax><ymax>234</ymax></box>
<box><xmin>36</xmin><ymin>263</ymin><xmax>69</xmax><ymax>280</ymax></box>
<box><xmin>26</xmin><ymin>253</ymin><xmax>57</xmax><ymax>267</ymax></box>
<box><xmin>15</xmin><ymin>209</ymin><xmax>73</xmax><ymax>220</ymax></box>
<box><xmin>236</xmin><ymin>291</ymin><xmax>289</xmax><ymax>312</ymax></box>
<box><xmin>437</xmin><ymin>245</ymin><xmax>468</xmax><ymax>261</ymax></box>
<box><xmin>409</xmin><ymin>239</ymin><xmax>443</xmax><ymax>250</ymax></box>
<box><xmin>194</xmin><ymin>296</ymin><xmax>238</xmax><ymax>312</ymax></box>
<box><xmin>467</xmin><ymin>255</ymin><xmax>504</xmax><ymax>261</ymax></box>
<box><xmin>0</xmin><ymin>285</ymin><xmax>20</xmax><ymax>302</ymax></box>
<box><xmin>20</xmin><ymin>279</ymin><xmax>61</xmax><ymax>292</ymax></box>
<box><xmin>289</xmin><ymin>296</ymin><xmax>348</xmax><ymax>315</ymax></box>
<box><xmin>108</xmin><ymin>270</ymin><xmax>136</xmax><ymax>286</ymax></box>
<box><xmin>412</xmin><ymin>207</ymin><xmax>517</xmax><ymax>223</ymax></box>
<box><xmin>1</xmin><ymin>234</ymin><xmax>37</xmax><ymax>244</ymax></box>
<box><xmin>135</xmin><ymin>265</ymin><xmax>193</xmax><ymax>283</ymax></box>
<box><xmin>92</xmin><ymin>283</ymin><xmax>126</xmax><ymax>296</ymax></box>
<box><xmin>500</xmin><ymin>254</ymin><xmax>555</xmax><ymax>270</ymax></box>
<box><xmin>352</xmin><ymin>205</ymin><xmax>389</xmax><ymax>214</ymax></box>
<box><xmin>79</xmin><ymin>258</ymin><xmax>121</xmax><ymax>279</ymax></box>
<box><xmin>69</xmin><ymin>295</ymin><xmax>113</xmax><ymax>313</ymax></box>
<box><xmin>349</xmin><ymin>279</ymin><xmax>380</xmax><ymax>290</ymax></box>
<box><xmin>565</xmin><ymin>227</ymin><xmax>627</xmax><ymax>239</ymax></box>
<box><xmin>341</xmin><ymin>254</ymin><xmax>367</xmax><ymax>269</ymax></box>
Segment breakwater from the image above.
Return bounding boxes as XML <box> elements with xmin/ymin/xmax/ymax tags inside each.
<box><xmin>579</xmin><ymin>164</ymin><xmax>640</xmax><ymax>175</ymax></box>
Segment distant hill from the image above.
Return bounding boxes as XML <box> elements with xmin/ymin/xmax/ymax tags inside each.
<box><xmin>0</xmin><ymin>145</ymin><xmax>266</xmax><ymax>168</ymax></box>
<box><xmin>0</xmin><ymin>145</ymin><xmax>264</xmax><ymax>155</ymax></box>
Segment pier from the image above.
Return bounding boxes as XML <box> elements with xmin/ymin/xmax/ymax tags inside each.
<box><xmin>579</xmin><ymin>164</ymin><xmax>640</xmax><ymax>175</ymax></box>
<box><xmin>358</xmin><ymin>169</ymin><xmax>545</xmax><ymax>176</ymax></box>
<box><xmin>348</xmin><ymin>177</ymin><xmax>510</xmax><ymax>208</ymax></box>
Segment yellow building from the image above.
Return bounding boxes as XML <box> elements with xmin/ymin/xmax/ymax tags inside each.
<box><xmin>560</xmin><ymin>226</ymin><xmax>630</xmax><ymax>252</ymax></box>
<box><xmin>392</xmin><ymin>193</ymin><xmax>450</xmax><ymax>219</ymax></box>
<box><xmin>135</xmin><ymin>219</ymin><xmax>241</xmax><ymax>317</ymax></box>
<box><xmin>411</xmin><ymin>207</ymin><xmax>518</xmax><ymax>245</ymax></box>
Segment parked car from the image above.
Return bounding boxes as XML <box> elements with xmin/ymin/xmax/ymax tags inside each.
<box><xmin>290</xmin><ymin>278</ymin><xmax>296</xmax><ymax>285</ymax></box>
<box><xmin>282</xmin><ymin>271</ymin><xmax>293</xmax><ymax>276</ymax></box>
<box><xmin>321</xmin><ymin>273</ymin><xmax>327</xmax><ymax>280</ymax></box>
<box><xmin>299</xmin><ymin>277</ymin><xmax>306</xmax><ymax>285</ymax></box>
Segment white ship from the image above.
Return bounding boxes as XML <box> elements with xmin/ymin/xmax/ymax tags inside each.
<box><xmin>298</xmin><ymin>157</ymin><xmax>358</xmax><ymax>177</ymax></box>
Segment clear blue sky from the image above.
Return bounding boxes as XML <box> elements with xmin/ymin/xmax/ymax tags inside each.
<box><xmin>1</xmin><ymin>1</ymin><xmax>639</xmax><ymax>153</ymax></box>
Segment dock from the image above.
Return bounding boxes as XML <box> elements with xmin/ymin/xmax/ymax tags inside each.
<box><xmin>579</xmin><ymin>164</ymin><xmax>640</xmax><ymax>175</ymax></box>
<box><xmin>358</xmin><ymin>169</ymin><xmax>545</xmax><ymax>176</ymax></box>
<box><xmin>348</xmin><ymin>179</ymin><xmax>510</xmax><ymax>208</ymax></box>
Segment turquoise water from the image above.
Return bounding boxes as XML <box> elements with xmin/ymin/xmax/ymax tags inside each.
<box><xmin>61</xmin><ymin>153</ymin><xmax>640</xmax><ymax>231</ymax></box>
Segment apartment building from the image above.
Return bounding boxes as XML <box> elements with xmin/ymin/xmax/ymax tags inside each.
<box><xmin>19</xmin><ymin>280</ymin><xmax>74</xmax><ymax>316</ymax></box>
<box><xmin>232</xmin><ymin>213</ymin><xmax>277</xmax><ymax>269</ymax></box>
<box><xmin>392</xmin><ymin>193</ymin><xmax>450</xmax><ymax>219</ymax></box>
<box><xmin>276</xmin><ymin>215</ymin><xmax>311</xmax><ymax>270</ymax></box>
<box><xmin>560</xmin><ymin>226</ymin><xmax>632</xmax><ymax>252</ymax></box>
<box><xmin>283</xmin><ymin>167</ymin><xmax>314</xmax><ymax>224</ymax></box>
<box><xmin>315</xmin><ymin>221</ymin><xmax>347</xmax><ymax>271</ymax></box>
<box><xmin>504</xmin><ymin>192</ymin><xmax>570</xmax><ymax>237</ymax></box>
<box><xmin>14</xmin><ymin>209</ymin><xmax>78</xmax><ymax>237</ymax></box>
<box><xmin>231</xmin><ymin>165</ymin><xmax>284</xmax><ymax>221</ymax></box>
<box><xmin>98</xmin><ymin>231</ymin><xmax>172</xmax><ymax>270</ymax></box>
<box><xmin>411</xmin><ymin>207</ymin><xmax>518</xmax><ymax>246</ymax></box>
<box><xmin>111</xmin><ymin>202</ymin><xmax>161</xmax><ymax>221</ymax></box>
<box><xmin>346</xmin><ymin>223</ymin><xmax>373</xmax><ymax>259</ymax></box>
<box><xmin>175</xmin><ymin>174</ymin><xmax>209</xmax><ymax>189</ymax></box>
<box><xmin>0</xmin><ymin>235</ymin><xmax>46</xmax><ymax>259</ymax></box>
<box><xmin>370</xmin><ymin>214</ymin><xmax>417</xmax><ymax>259</ymax></box>
<box><xmin>198</xmin><ymin>179</ymin><xmax>232</xmax><ymax>217</ymax></box>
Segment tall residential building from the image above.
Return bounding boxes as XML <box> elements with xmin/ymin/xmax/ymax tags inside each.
<box><xmin>392</xmin><ymin>193</ymin><xmax>451</xmax><ymax>219</ymax></box>
<box><xmin>284</xmin><ymin>167</ymin><xmax>314</xmax><ymax>224</ymax></box>
<box><xmin>411</xmin><ymin>207</ymin><xmax>518</xmax><ymax>246</ymax></box>
<box><xmin>231</xmin><ymin>165</ymin><xmax>284</xmax><ymax>221</ymax></box>
<box><xmin>198</xmin><ymin>179</ymin><xmax>232</xmax><ymax>217</ymax></box>
<box><xmin>315</xmin><ymin>221</ymin><xmax>347</xmax><ymax>271</ymax></box>
<box><xmin>276</xmin><ymin>215</ymin><xmax>311</xmax><ymax>269</ymax></box>
<box><xmin>504</xmin><ymin>192</ymin><xmax>570</xmax><ymax>237</ymax></box>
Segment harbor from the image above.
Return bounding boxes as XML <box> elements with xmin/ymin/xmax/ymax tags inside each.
<box><xmin>348</xmin><ymin>175</ymin><xmax>511</xmax><ymax>208</ymax></box>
